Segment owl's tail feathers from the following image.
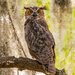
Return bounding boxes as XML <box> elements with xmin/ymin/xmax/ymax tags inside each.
<box><xmin>42</xmin><ymin>63</ymin><xmax>56</xmax><ymax>75</ymax></box>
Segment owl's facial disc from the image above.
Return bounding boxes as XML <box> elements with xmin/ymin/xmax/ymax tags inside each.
<box><xmin>24</xmin><ymin>6</ymin><xmax>46</xmax><ymax>19</ymax></box>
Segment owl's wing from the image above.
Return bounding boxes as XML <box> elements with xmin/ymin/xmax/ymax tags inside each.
<box><xmin>37</xmin><ymin>20</ymin><xmax>55</xmax><ymax>45</ymax></box>
<box><xmin>42</xmin><ymin>29</ymin><xmax>55</xmax><ymax>63</ymax></box>
<box><xmin>37</xmin><ymin>20</ymin><xmax>55</xmax><ymax>62</ymax></box>
<box><xmin>37</xmin><ymin>20</ymin><xmax>54</xmax><ymax>46</ymax></box>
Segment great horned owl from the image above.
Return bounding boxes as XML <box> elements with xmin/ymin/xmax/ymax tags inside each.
<box><xmin>24</xmin><ymin>6</ymin><xmax>56</xmax><ymax>75</ymax></box>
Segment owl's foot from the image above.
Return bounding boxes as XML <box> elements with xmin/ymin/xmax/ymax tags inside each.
<box><xmin>42</xmin><ymin>64</ymin><xmax>56</xmax><ymax>75</ymax></box>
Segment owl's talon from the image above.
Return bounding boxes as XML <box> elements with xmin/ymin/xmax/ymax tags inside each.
<box><xmin>42</xmin><ymin>64</ymin><xmax>55</xmax><ymax>75</ymax></box>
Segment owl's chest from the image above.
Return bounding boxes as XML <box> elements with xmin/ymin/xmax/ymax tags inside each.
<box><xmin>25</xmin><ymin>21</ymin><xmax>45</xmax><ymax>45</ymax></box>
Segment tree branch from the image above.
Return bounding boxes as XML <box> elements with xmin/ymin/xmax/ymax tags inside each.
<box><xmin>0</xmin><ymin>56</ymin><xmax>67</xmax><ymax>75</ymax></box>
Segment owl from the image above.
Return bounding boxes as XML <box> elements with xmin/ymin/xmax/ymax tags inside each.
<box><xmin>24</xmin><ymin>6</ymin><xmax>56</xmax><ymax>75</ymax></box>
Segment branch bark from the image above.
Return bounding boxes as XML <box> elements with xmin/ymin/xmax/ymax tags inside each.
<box><xmin>0</xmin><ymin>56</ymin><xmax>67</xmax><ymax>75</ymax></box>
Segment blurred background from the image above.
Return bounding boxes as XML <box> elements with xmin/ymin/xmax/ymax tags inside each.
<box><xmin>0</xmin><ymin>0</ymin><xmax>75</xmax><ymax>75</ymax></box>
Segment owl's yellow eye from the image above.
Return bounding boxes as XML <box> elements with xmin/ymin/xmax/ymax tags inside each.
<box><xmin>29</xmin><ymin>9</ymin><xmax>33</xmax><ymax>14</ymax></box>
<box><xmin>37</xmin><ymin>10</ymin><xmax>41</xmax><ymax>14</ymax></box>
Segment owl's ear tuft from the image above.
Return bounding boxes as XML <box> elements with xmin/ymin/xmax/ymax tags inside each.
<box><xmin>24</xmin><ymin>7</ymin><xmax>30</xmax><ymax>9</ymax></box>
<box><xmin>39</xmin><ymin>6</ymin><xmax>46</xmax><ymax>10</ymax></box>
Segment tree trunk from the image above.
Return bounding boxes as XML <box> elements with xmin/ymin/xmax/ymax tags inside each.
<box><xmin>0</xmin><ymin>1</ymin><xmax>15</xmax><ymax>75</ymax></box>
<box><xmin>0</xmin><ymin>0</ymin><xmax>36</xmax><ymax>75</ymax></box>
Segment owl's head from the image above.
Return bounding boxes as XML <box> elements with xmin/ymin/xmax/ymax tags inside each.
<box><xmin>24</xmin><ymin>6</ymin><xmax>46</xmax><ymax>20</ymax></box>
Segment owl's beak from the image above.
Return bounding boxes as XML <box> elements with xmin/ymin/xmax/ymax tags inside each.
<box><xmin>32</xmin><ymin>12</ymin><xmax>37</xmax><ymax>17</ymax></box>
